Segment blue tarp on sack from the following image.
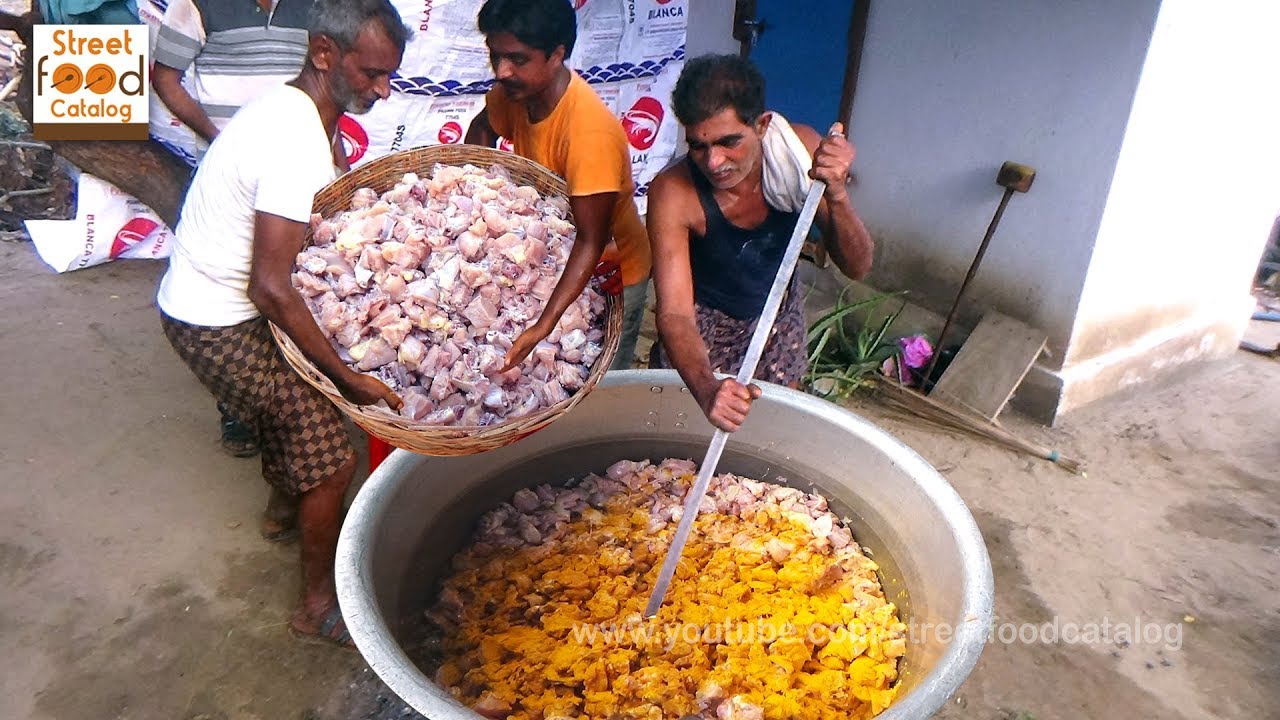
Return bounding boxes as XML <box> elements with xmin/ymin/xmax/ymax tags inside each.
<box><xmin>38</xmin><ymin>0</ymin><xmax>139</xmax><ymax>24</ymax></box>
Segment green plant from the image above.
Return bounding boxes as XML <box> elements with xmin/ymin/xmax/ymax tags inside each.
<box><xmin>804</xmin><ymin>287</ymin><xmax>907</xmax><ymax>400</ymax></box>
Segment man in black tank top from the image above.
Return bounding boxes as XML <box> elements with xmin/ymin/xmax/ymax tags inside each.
<box><xmin>646</xmin><ymin>55</ymin><xmax>874</xmax><ymax>432</ymax></box>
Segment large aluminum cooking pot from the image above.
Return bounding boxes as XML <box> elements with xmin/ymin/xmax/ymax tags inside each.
<box><xmin>336</xmin><ymin>370</ymin><xmax>993</xmax><ymax>719</ymax></box>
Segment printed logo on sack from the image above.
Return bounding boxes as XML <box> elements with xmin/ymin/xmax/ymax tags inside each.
<box><xmin>339</xmin><ymin>114</ymin><xmax>369</xmax><ymax>165</ymax></box>
<box><xmin>497</xmin><ymin>137</ymin><xmax>514</xmax><ymax>153</ymax></box>
<box><xmin>32</xmin><ymin>25</ymin><xmax>149</xmax><ymax>140</ymax></box>
<box><xmin>573</xmin><ymin>0</ymin><xmax>588</xmax><ymax>8</ymax></box>
<box><xmin>621</xmin><ymin>96</ymin><xmax>663</xmax><ymax>151</ymax></box>
<box><xmin>438</xmin><ymin>120</ymin><xmax>463</xmax><ymax>144</ymax></box>
<box><xmin>110</xmin><ymin>217</ymin><xmax>159</xmax><ymax>259</ymax></box>
<box><xmin>649</xmin><ymin>0</ymin><xmax>682</xmax><ymax>19</ymax></box>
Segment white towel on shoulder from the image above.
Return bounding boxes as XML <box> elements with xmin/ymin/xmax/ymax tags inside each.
<box><xmin>761</xmin><ymin>111</ymin><xmax>814</xmax><ymax>213</ymax></box>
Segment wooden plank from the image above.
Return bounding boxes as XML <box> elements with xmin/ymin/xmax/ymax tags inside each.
<box><xmin>931</xmin><ymin>311</ymin><xmax>1047</xmax><ymax>420</ymax></box>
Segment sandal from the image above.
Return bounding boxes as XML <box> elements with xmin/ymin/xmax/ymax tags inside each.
<box><xmin>221</xmin><ymin>416</ymin><xmax>260</xmax><ymax>458</ymax></box>
<box><xmin>289</xmin><ymin>605</ymin><xmax>357</xmax><ymax>651</ymax></box>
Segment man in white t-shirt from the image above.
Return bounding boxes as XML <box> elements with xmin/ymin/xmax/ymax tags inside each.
<box><xmin>157</xmin><ymin>0</ymin><xmax>408</xmax><ymax>648</ymax></box>
<box><xmin>152</xmin><ymin>0</ymin><xmax>319</xmax><ymax>458</ymax></box>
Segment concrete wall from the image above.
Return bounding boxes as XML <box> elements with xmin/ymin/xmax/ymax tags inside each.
<box><xmin>1053</xmin><ymin>0</ymin><xmax>1280</xmax><ymax>414</ymax></box>
<box><xmin>849</xmin><ymin>0</ymin><xmax>1162</xmax><ymax>369</ymax></box>
<box><xmin>686</xmin><ymin>0</ymin><xmax>741</xmax><ymax>59</ymax></box>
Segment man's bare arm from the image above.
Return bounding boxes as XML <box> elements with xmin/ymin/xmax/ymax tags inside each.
<box><xmin>795</xmin><ymin>123</ymin><xmax>874</xmax><ymax>279</ymax></box>
<box><xmin>464</xmin><ymin>107</ymin><xmax>499</xmax><ymax>147</ymax></box>
<box><xmin>332</xmin><ymin>132</ymin><xmax>351</xmax><ymax>173</ymax></box>
<box><xmin>152</xmin><ymin>63</ymin><xmax>220</xmax><ymax>144</ymax></box>
<box><xmin>248</xmin><ymin>212</ymin><xmax>401</xmax><ymax>409</ymax></box>
<box><xmin>648</xmin><ymin>169</ymin><xmax>759</xmax><ymax>432</ymax></box>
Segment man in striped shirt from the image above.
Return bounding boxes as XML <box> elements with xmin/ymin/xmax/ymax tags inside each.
<box><xmin>152</xmin><ymin>0</ymin><xmax>313</xmax><ymax>147</ymax></box>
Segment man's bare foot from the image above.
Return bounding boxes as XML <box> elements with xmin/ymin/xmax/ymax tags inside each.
<box><xmin>261</xmin><ymin>487</ymin><xmax>300</xmax><ymax>542</ymax></box>
<box><xmin>288</xmin><ymin>602</ymin><xmax>355</xmax><ymax>649</ymax></box>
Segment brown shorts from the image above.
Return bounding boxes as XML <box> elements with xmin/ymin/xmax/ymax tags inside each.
<box><xmin>650</xmin><ymin>277</ymin><xmax>808</xmax><ymax>387</ymax></box>
<box><xmin>160</xmin><ymin>313</ymin><xmax>355</xmax><ymax>495</ymax></box>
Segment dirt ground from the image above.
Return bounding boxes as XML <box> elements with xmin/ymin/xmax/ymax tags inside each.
<box><xmin>3</xmin><ymin>237</ymin><xmax>1278</xmax><ymax>720</ymax></box>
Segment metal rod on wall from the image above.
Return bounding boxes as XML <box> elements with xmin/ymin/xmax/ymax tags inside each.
<box><xmin>838</xmin><ymin>0</ymin><xmax>871</xmax><ymax>126</ymax></box>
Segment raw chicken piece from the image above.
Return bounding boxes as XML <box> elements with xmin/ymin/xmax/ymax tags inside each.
<box><xmin>457</xmin><ymin>231</ymin><xmax>486</xmax><ymax>261</ymax></box>
<box><xmin>554</xmin><ymin>361</ymin><xmax>586</xmax><ymax>390</ymax></box>
<box><xmin>311</xmin><ymin>215</ymin><xmax>338</xmax><ymax>243</ymax></box>
<box><xmin>317</xmin><ymin>296</ymin><xmax>351</xmax><ymax>334</ymax></box>
<box><xmin>379</xmin><ymin>271</ymin><xmax>407</xmax><ymax>302</ymax></box>
<box><xmin>334</xmin><ymin>273</ymin><xmax>362</xmax><ymax>299</ymax></box>
<box><xmin>428</xmin><ymin>370</ymin><xmax>453</xmax><ymax>402</ymax></box>
<box><xmin>335</xmin><ymin>319</ymin><xmax>364</xmax><ymax>349</ymax></box>
<box><xmin>472</xmin><ymin>344</ymin><xmax>505</xmax><ymax>376</ymax></box>
<box><xmin>531</xmin><ymin>341</ymin><xmax>558</xmax><ymax>369</ymax></box>
<box><xmin>459</xmin><ymin>262</ymin><xmax>492</xmax><ymax>289</ymax></box>
<box><xmin>530</xmin><ymin>274</ymin><xmax>558</xmax><ymax>301</ymax></box>
<box><xmin>350</xmin><ymin>337</ymin><xmax>396</xmax><ymax>371</ymax></box>
<box><xmin>461</xmin><ymin>295</ymin><xmax>499</xmax><ymax>330</ymax></box>
<box><xmin>494</xmin><ymin>366</ymin><xmax>523</xmax><ymax>386</ymax></box>
<box><xmin>379</xmin><ymin>317</ymin><xmax>413</xmax><ymax>348</ymax></box>
<box><xmin>506</xmin><ymin>389</ymin><xmax>541</xmax><ymax>419</ymax></box>
<box><xmin>419</xmin><ymin>344</ymin><xmax>449</xmax><ymax>377</ymax></box>
<box><xmin>449</xmin><ymin>362</ymin><xmax>483</xmax><ymax>394</ymax></box>
<box><xmin>381</xmin><ymin>240</ymin><xmax>428</xmax><ymax>269</ymax></box>
<box><xmin>422</xmin><ymin>405</ymin><xmax>460</xmax><ymax>426</ymax></box>
<box><xmin>367</xmin><ymin>304</ymin><xmax>403</xmax><ymax>331</ymax></box>
<box><xmin>559</xmin><ymin>328</ymin><xmax>587</xmax><ymax>351</ymax></box>
<box><xmin>350</xmin><ymin>187</ymin><xmax>379</xmax><ymax>209</ymax></box>
<box><xmin>292</xmin><ymin>271</ymin><xmax>330</xmax><ymax>297</ymax></box>
<box><xmin>404</xmin><ymin>278</ymin><xmax>441</xmax><ymax>307</ymax></box>
<box><xmin>481</xmin><ymin>384</ymin><xmax>508</xmax><ymax>411</ymax></box>
<box><xmin>398</xmin><ymin>334</ymin><xmax>427</xmax><ymax>371</ymax></box>
<box><xmin>535</xmin><ymin>379</ymin><xmax>569</xmax><ymax>406</ymax></box>
<box><xmin>718</xmin><ymin>696</ymin><xmax>764</xmax><ymax>720</ymax></box>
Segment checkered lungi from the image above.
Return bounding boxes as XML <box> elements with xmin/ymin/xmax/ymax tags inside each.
<box><xmin>650</xmin><ymin>277</ymin><xmax>808</xmax><ymax>387</ymax></box>
<box><xmin>160</xmin><ymin>313</ymin><xmax>355</xmax><ymax>495</ymax></box>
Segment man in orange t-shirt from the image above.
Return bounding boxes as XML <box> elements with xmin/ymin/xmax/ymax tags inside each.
<box><xmin>465</xmin><ymin>0</ymin><xmax>652</xmax><ymax>372</ymax></box>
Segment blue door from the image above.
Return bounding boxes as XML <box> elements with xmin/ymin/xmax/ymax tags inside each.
<box><xmin>744</xmin><ymin>0</ymin><xmax>857</xmax><ymax>130</ymax></box>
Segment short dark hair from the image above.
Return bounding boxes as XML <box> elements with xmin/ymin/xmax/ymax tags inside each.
<box><xmin>672</xmin><ymin>54</ymin><xmax>766</xmax><ymax>127</ymax></box>
<box><xmin>310</xmin><ymin>0</ymin><xmax>411</xmax><ymax>54</ymax></box>
<box><xmin>477</xmin><ymin>0</ymin><xmax>577</xmax><ymax>59</ymax></box>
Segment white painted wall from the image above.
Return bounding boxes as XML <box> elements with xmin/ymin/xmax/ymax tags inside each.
<box><xmin>686</xmin><ymin>0</ymin><xmax>740</xmax><ymax>59</ymax></box>
<box><xmin>1059</xmin><ymin>0</ymin><xmax>1280</xmax><ymax>407</ymax></box>
<box><xmin>848</xmin><ymin>0</ymin><xmax>1162</xmax><ymax>368</ymax></box>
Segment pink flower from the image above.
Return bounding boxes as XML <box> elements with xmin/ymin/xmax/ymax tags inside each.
<box><xmin>898</xmin><ymin>336</ymin><xmax>934</xmax><ymax>370</ymax></box>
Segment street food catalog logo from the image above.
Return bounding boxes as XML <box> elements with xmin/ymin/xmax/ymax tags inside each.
<box><xmin>32</xmin><ymin>25</ymin><xmax>149</xmax><ymax>141</ymax></box>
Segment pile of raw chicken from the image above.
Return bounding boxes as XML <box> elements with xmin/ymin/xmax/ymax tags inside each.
<box><xmin>426</xmin><ymin>459</ymin><xmax>906</xmax><ymax>720</ymax></box>
<box><xmin>291</xmin><ymin>163</ymin><xmax>608</xmax><ymax>426</ymax></box>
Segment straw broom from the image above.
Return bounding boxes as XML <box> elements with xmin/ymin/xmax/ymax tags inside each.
<box><xmin>871</xmin><ymin>376</ymin><xmax>1084</xmax><ymax>474</ymax></box>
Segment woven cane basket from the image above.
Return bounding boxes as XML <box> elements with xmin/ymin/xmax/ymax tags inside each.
<box><xmin>270</xmin><ymin>144</ymin><xmax>622</xmax><ymax>456</ymax></box>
